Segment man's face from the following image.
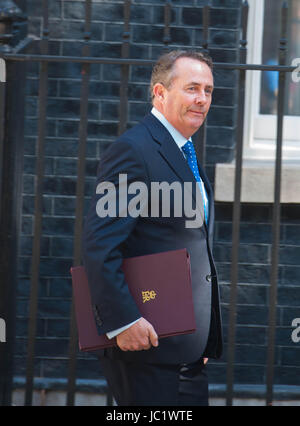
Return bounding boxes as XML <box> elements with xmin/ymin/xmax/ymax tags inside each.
<box><xmin>158</xmin><ymin>57</ymin><xmax>214</xmax><ymax>139</ymax></box>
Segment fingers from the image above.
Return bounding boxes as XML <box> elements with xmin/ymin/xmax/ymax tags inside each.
<box><xmin>117</xmin><ymin>334</ymin><xmax>151</xmax><ymax>352</ymax></box>
<box><xmin>116</xmin><ymin>318</ymin><xmax>159</xmax><ymax>352</ymax></box>
<box><xmin>148</xmin><ymin>324</ymin><xmax>159</xmax><ymax>348</ymax></box>
<box><xmin>118</xmin><ymin>338</ymin><xmax>151</xmax><ymax>352</ymax></box>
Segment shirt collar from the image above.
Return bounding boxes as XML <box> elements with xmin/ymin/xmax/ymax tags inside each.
<box><xmin>151</xmin><ymin>107</ymin><xmax>190</xmax><ymax>150</ymax></box>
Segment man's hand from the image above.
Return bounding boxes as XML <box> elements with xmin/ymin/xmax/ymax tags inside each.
<box><xmin>116</xmin><ymin>318</ymin><xmax>159</xmax><ymax>351</ymax></box>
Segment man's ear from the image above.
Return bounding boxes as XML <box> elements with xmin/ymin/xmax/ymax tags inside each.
<box><xmin>152</xmin><ymin>83</ymin><xmax>166</xmax><ymax>103</ymax></box>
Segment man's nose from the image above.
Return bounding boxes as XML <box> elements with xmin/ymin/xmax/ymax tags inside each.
<box><xmin>195</xmin><ymin>90</ymin><xmax>207</xmax><ymax>104</ymax></box>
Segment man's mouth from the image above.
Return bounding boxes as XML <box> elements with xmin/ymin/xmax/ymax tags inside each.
<box><xmin>189</xmin><ymin>110</ymin><xmax>205</xmax><ymax>116</ymax></box>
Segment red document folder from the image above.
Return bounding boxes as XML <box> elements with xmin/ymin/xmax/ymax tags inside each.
<box><xmin>70</xmin><ymin>248</ymin><xmax>196</xmax><ymax>352</ymax></box>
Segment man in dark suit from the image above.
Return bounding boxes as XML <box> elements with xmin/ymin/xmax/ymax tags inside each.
<box><xmin>83</xmin><ymin>50</ymin><xmax>222</xmax><ymax>406</ymax></box>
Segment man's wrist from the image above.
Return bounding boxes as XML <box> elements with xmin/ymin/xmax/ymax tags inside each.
<box><xmin>106</xmin><ymin>318</ymin><xmax>142</xmax><ymax>339</ymax></box>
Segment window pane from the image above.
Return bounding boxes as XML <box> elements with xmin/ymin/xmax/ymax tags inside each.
<box><xmin>260</xmin><ymin>0</ymin><xmax>300</xmax><ymax>116</ymax></box>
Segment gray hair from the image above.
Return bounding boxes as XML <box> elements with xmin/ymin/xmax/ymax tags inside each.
<box><xmin>150</xmin><ymin>50</ymin><xmax>213</xmax><ymax>102</ymax></box>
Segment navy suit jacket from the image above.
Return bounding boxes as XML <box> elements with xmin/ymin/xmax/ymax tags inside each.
<box><xmin>83</xmin><ymin>113</ymin><xmax>222</xmax><ymax>364</ymax></box>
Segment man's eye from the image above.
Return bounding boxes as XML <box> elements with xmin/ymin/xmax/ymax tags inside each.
<box><xmin>188</xmin><ymin>87</ymin><xmax>195</xmax><ymax>91</ymax></box>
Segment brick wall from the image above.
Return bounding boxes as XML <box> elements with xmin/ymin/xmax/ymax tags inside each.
<box><xmin>14</xmin><ymin>0</ymin><xmax>300</xmax><ymax>393</ymax></box>
<box><xmin>212</xmin><ymin>203</ymin><xmax>300</xmax><ymax>385</ymax></box>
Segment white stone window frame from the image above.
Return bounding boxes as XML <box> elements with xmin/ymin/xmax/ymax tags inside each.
<box><xmin>214</xmin><ymin>0</ymin><xmax>300</xmax><ymax>204</ymax></box>
<box><xmin>244</xmin><ymin>0</ymin><xmax>300</xmax><ymax>161</ymax></box>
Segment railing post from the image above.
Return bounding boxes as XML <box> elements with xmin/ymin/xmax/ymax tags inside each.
<box><xmin>226</xmin><ymin>0</ymin><xmax>249</xmax><ymax>407</ymax></box>
<box><xmin>195</xmin><ymin>0</ymin><xmax>210</xmax><ymax>167</ymax></box>
<box><xmin>66</xmin><ymin>0</ymin><xmax>93</xmax><ymax>407</ymax></box>
<box><xmin>163</xmin><ymin>0</ymin><xmax>172</xmax><ymax>53</ymax></box>
<box><xmin>266</xmin><ymin>0</ymin><xmax>288</xmax><ymax>407</ymax></box>
<box><xmin>0</xmin><ymin>0</ymin><xmax>27</xmax><ymax>407</ymax></box>
<box><xmin>24</xmin><ymin>0</ymin><xmax>49</xmax><ymax>406</ymax></box>
<box><xmin>118</xmin><ymin>0</ymin><xmax>131</xmax><ymax>136</ymax></box>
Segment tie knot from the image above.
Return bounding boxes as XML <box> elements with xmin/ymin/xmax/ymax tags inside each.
<box><xmin>182</xmin><ymin>140</ymin><xmax>195</xmax><ymax>158</ymax></box>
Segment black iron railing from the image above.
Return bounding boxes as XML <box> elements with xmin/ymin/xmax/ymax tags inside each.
<box><xmin>0</xmin><ymin>0</ymin><xmax>297</xmax><ymax>407</ymax></box>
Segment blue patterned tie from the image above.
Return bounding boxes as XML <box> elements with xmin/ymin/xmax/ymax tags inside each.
<box><xmin>182</xmin><ymin>140</ymin><xmax>209</xmax><ymax>224</ymax></box>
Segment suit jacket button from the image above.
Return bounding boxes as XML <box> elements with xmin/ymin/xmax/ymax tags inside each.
<box><xmin>93</xmin><ymin>305</ymin><xmax>103</xmax><ymax>325</ymax></box>
<box><xmin>206</xmin><ymin>274</ymin><xmax>212</xmax><ymax>283</ymax></box>
<box><xmin>96</xmin><ymin>315</ymin><xmax>103</xmax><ymax>326</ymax></box>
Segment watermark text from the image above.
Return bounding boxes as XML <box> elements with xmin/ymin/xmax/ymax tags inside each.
<box><xmin>0</xmin><ymin>318</ymin><xmax>6</xmax><ymax>343</ymax></box>
<box><xmin>291</xmin><ymin>318</ymin><xmax>300</xmax><ymax>343</ymax></box>
<box><xmin>95</xmin><ymin>174</ymin><xmax>205</xmax><ymax>229</ymax></box>
<box><xmin>291</xmin><ymin>58</ymin><xmax>300</xmax><ymax>83</ymax></box>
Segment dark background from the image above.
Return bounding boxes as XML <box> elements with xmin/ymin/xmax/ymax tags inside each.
<box><xmin>12</xmin><ymin>0</ymin><xmax>300</xmax><ymax>394</ymax></box>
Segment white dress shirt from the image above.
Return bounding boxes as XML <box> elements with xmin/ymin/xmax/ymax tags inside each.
<box><xmin>151</xmin><ymin>107</ymin><xmax>209</xmax><ymax>214</ymax></box>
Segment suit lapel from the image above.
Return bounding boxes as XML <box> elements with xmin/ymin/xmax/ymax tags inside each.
<box><xmin>142</xmin><ymin>113</ymin><xmax>193</xmax><ymax>184</ymax></box>
<box><xmin>142</xmin><ymin>113</ymin><xmax>209</xmax><ymax>235</ymax></box>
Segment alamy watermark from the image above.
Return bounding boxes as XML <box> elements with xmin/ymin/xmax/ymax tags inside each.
<box><xmin>291</xmin><ymin>318</ymin><xmax>300</xmax><ymax>343</ymax></box>
<box><xmin>95</xmin><ymin>174</ymin><xmax>205</xmax><ymax>228</ymax></box>
<box><xmin>0</xmin><ymin>58</ymin><xmax>6</xmax><ymax>83</ymax></box>
<box><xmin>0</xmin><ymin>318</ymin><xmax>6</xmax><ymax>343</ymax></box>
<box><xmin>291</xmin><ymin>58</ymin><xmax>300</xmax><ymax>83</ymax></box>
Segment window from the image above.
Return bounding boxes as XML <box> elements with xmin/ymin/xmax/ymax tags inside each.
<box><xmin>214</xmin><ymin>0</ymin><xmax>300</xmax><ymax>203</ymax></box>
<box><xmin>244</xmin><ymin>0</ymin><xmax>300</xmax><ymax>161</ymax></box>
